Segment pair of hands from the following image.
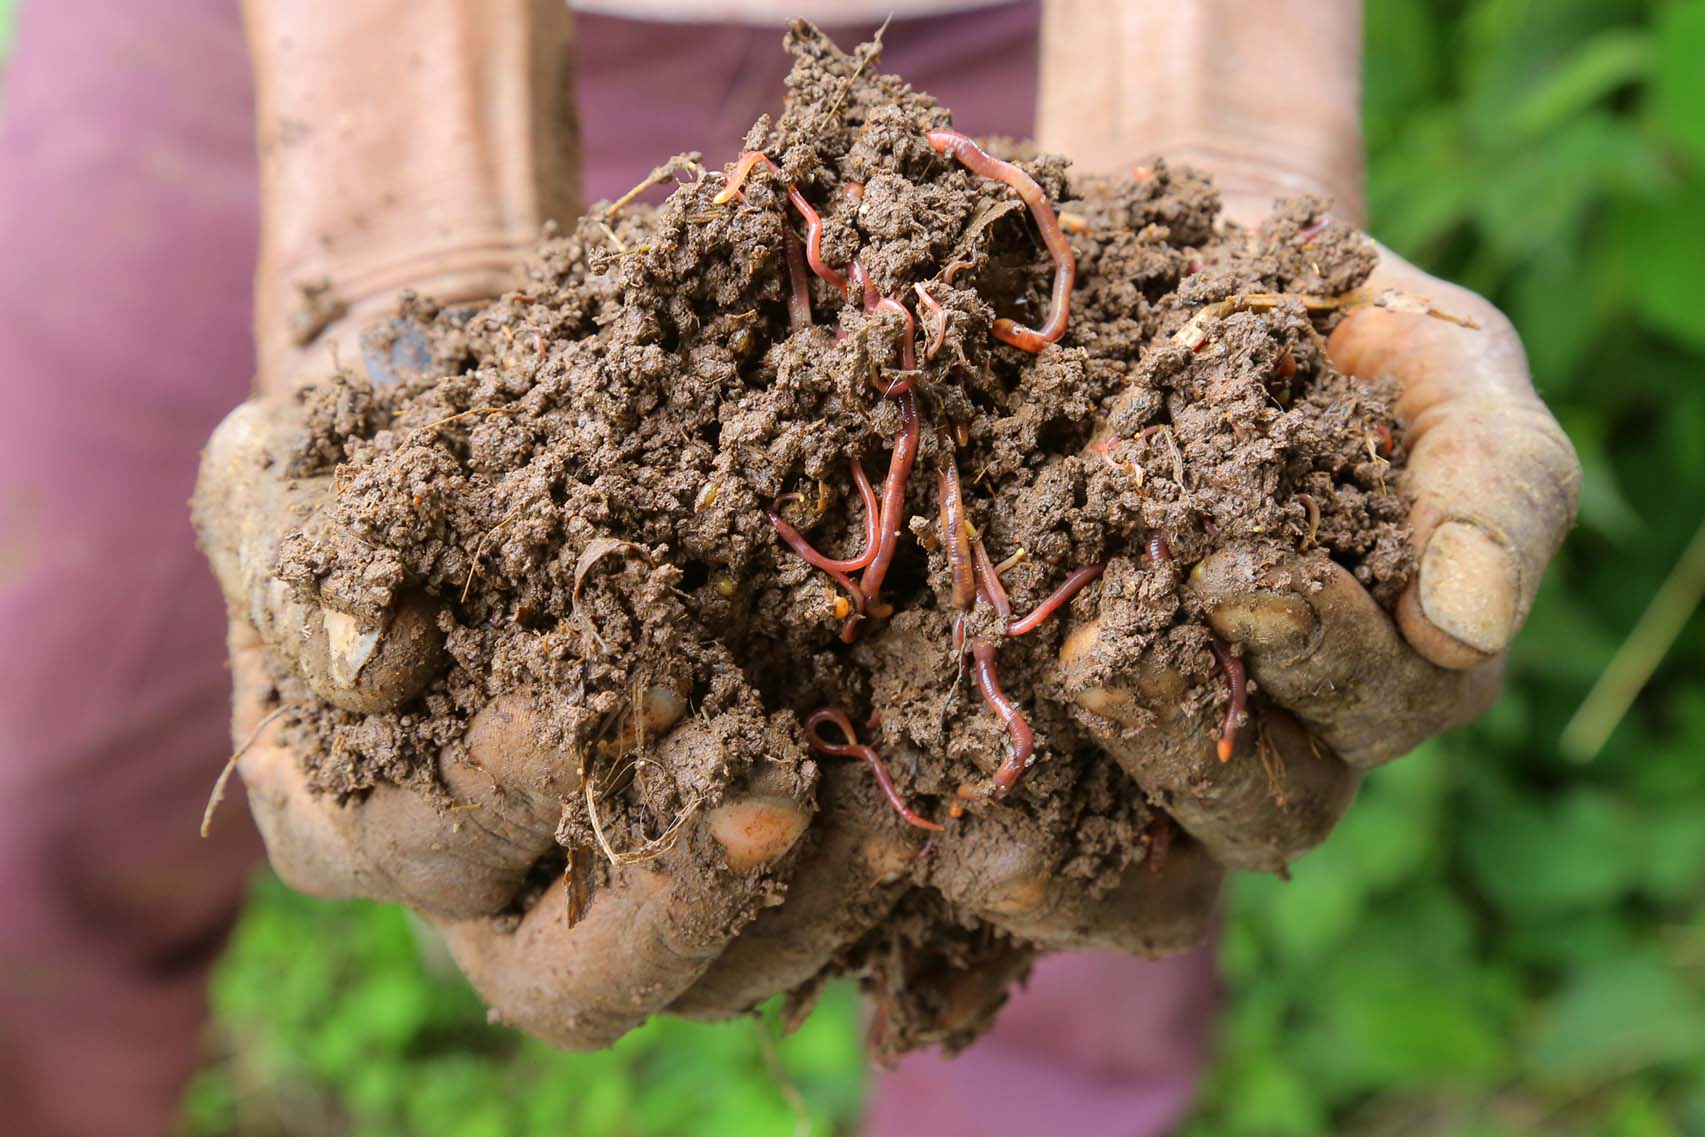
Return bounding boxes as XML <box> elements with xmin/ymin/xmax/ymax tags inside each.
<box><xmin>194</xmin><ymin>0</ymin><xmax>1579</xmax><ymax>1048</ymax></box>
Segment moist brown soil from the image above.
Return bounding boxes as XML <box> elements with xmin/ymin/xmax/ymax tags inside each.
<box><xmin>266</xmin><ymin>25</ymin><xmax>1409</xmax><ymax>1052</ymax></box>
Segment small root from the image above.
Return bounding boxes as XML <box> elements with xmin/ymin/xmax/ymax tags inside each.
<box><xmin>201</xmin><ymin>704</ymin><xmax>297</xmax><ymax>838</ymax></box>
<box><xmin>605</xmin><ymin>153</ymin><xmax>703</xmax><ymax>219</ymax></box>
<box><xmin>585</xmin><ymin>762</ymin><xmax>701</xmax><ymax>867</ymax></box>
<box><xmin>418</xmin><ymin>405</ymin><xmax>519</xmax><ymax>434</ymax></box>
<box><xmin>462</xmin><ymin>506</ymin><xmax>526</xmax><ymax>603</ymax></box>
<box><xmin>1173</xmin><ymin>287</ymin><xmax>1480</xmax><ymax>351</ymax></box>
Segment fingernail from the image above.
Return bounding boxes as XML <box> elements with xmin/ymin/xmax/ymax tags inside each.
<box><xmin>1418</xmin><ymin>520</ymin><xmax>1519</xmax><ymax>654</ymax></box>
<box><xmin>1209</xmin><ymin>594</ymin><xmax>1317</xmax><ymax>659</ymax></box>
<box><xmin>709</xmin><ymin>797</ymin><xmax>810</xmax><ymax>872</ymax></box>
<box><xmin>322</xmin><ymin>605</ymin><xmax>381</xmax><ymax>687</ymax></box>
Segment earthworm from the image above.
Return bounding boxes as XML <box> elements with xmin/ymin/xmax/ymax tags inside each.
<box><xmin>1006</xmin><ymin>562</ymin><xmax>1107</xmax><ymax>636</ymax></box>
<box><xmin>938</xmin><ymin>460</ymin><xmax>976</xmax><ymax>610</ymax></box>
<box><xmin>804</xmin><ymin>708</ymin><xmax>943</xmax><ymax>831</ymax></box>
<box><xmin>786</xmin><ymin>185</ymin><xmax>849</xmax><ymax>295</ymax></box>
<box><xmin>971</xmin><ymin>638</ymin><xmax>1036</xmax><ymax>796</ymax></box>
<box><xmin>943</xmin><ymin>256</ymin><xmax>978</xmax><ymax>284</ymax></box>
<box><xmin>970</xmin><ymin>536</ymin><xmax>1012</xmax><ymax>624</ymax></box>
<box><xmin>1296</xmin><ymin>493</ymin><xmax>1320</xmax><ymax>546</ymax></box>
<box><xmin>711</xmin><ymin>149</ymin><xmax>777</xmax><ymax>204</ymax></box>
<box><xmin>1206</xmin><ymin>637</ymin><xmax>1247</xmax><ymax>762</ymax></box>
<box><xmin>1147</xmin><ymin>533</ymin><xmax>1173</xmax><ymax>565</ymax></box>
<box><xmin>710</xmin><ymin>152</ymin><xmax>816</xmax><ymax>326</ymax></box>
<box><xmin>925</xmin><ymin>129</ymin><xmax>1076</xmax><ymax>352</ymax></box>
<box><xmin>855</xmin><ymin>390</ymin><xmax>921</xmax><ymax>621</ymax></box>
<box><xmin>914</xmin><ymin>283</ymin><xmax>948</xmax><ymax>361</ymax></box>
<box><xmin>764</xmin><ymin>505</ymin><xmax>864</xmax><ymax>610</ymax></box>
<box><xmin>850</xmin><ymin>260</ymin><xmax>920</xmax><ymax>375</ymax></box>
<box><xmin>764</xmin><ymin>460</ymin><xmax>880</xmax><ymax>576</ymax></box>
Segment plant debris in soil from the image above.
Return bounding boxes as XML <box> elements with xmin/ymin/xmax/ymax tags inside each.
<box><xmin>259</xmin><ymin>23</ymin><xmax>1413</xmax><ymax>1054</ymax></box>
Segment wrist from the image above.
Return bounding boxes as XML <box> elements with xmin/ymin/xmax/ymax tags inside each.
<box><xmin>243</xmin><ymin>0</ymin><xmax>579</xmax><ymax>392</ymax></box>
<box><xmin>1037</xmin><ymin>0</ymin><xmax>1366</xmax><ymax>228</ymax></box>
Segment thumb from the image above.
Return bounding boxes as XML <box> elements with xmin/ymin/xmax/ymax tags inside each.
<box><xmin>194</xmin><ymin>398</ymin><xmax>444</xmax><ymax>712</ymax></box>
<box><xmin>1329</xmin><ymin>246</ymin><xmax>1580</xmax><ymax>667</ymax></box>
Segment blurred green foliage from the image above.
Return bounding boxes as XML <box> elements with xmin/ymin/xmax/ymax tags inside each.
<box><xmin>180</xmin><ymin>876</ymin><xmax>867</xmax><ymax>1137</ymax></box>
<box><xmin>2</xmin><ymin>0</ymin><xmax>1687</xmax><ymax>1131</ymax></box>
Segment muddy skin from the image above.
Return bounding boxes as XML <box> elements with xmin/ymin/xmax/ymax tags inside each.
<box><xmin>257</xmin><ymin>24</ymin><xmax>1410</xmax><ymax>1052</ymax></box>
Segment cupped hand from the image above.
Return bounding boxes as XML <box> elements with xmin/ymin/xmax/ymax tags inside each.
<box><xmin>1060</xmin><ymin>242</ymin><xmax>1580</xmax><ymax>872</ymax></box>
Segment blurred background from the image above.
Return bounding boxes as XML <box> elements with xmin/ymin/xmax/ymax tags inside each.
<box><xmin>4</xmin><ymin>0</ymin><xmax>1701</xmax><ymax>1134</ymax></box>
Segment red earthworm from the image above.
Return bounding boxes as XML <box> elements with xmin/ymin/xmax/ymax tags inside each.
<box><xmin>914</xmin><ymin>283</ymin><xmax>948</xmax><ymax>361</ymax></box>
<box><xmin>1206</xmin><ymin>638</ymin><xmax>1247</xmax><ymax>762</ymax></box>
<box><xmin>971</xmin><ymin>638</ymin><xmax>1035</xmax><ymax>796</ymax></box>
<box><xmin>872</xmin><ymin>297</ymin><xmax>918</xmax><ymax>373</ymax></box>
<box><xmin>1006</xmin><ymin>562</ymin><xmax>1107</xmax><ymax>636</ymax></box>
<box><xmin>938</xmin><ymin>460</ymin><xmax>976</xmax><ymax>610</ymax></box>
<box><xmin>785</xmin><ymin>185</ymin><xmax>848</xmax><ymax>296</ymax></box>
<box><xmin>925</xmin><ymin>129</ymin><xmax>1077</xmax><ymax>352</ymax></box>
<box><xmin>1375</xmin><ymin>424</ymin><xmax>1395</xmax><ymax>458</ymax></box>
<box><xmin>848</xmin><ymin>258</ymin><xmax>878</xmax><ymax>309</ymax></box>
<box><xmin>804</xmin><ymin>708</ymin><xmax>943</xmax><ymax>831</ymax></box>
<box><xmin>943</xmin><ymin>256</ymin><xmax>978</xmax><ymax>284</ymax></box>
<box><xmin>709</xmin><ymin>152</ymin><xmax>817</xmax><ymax>326</ymax></box>
<box><xmin>764</xmin><ymin>460</ymin><xmax>880</xmax><ymax>576</ymax></box>
<box><xmin>713</xmin><ymin>149</ymin><xmax>779</xmax><ymax>204</ymax></box>
<box><xmin>848</xmin><ymin>260</ymin><xmax>920</xmax><ymax>376</ymax></box>
<box><xmin>855</xmin><ymin>390</ymin><xmax>921</xmax><ymax>621</ymax></box>
<box><xmin>764</xmin><ymin>506</ymin><xmax>864</xmax><ymax>610</ymax></box>
<box><xmin>970</xmin><ymin>535</ymin><xmax>1012</xmax><ymax>624</ymax></box>
<box><xmin>1139</xmin><ymin>424</ymin><xmax>1169</xmax><ymax>444</ymax></box>
<box><xmin>1147</xmin><ymin>533</ymin><xmax>1172</xmax><ymax>565</ymax></box>
<box><xmin>844</xmin><ymin>180</ymin><xmax>865</xmax><ymax>203</ymax></box>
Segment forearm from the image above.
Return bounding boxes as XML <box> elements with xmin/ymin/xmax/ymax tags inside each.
<box><xmin>1037</xmin><ymin>0</ymin><xmax>1365</xmax><ymax>225</ymax></box>
<box><xmin>243</xmin><ymin>0</ymin><xmax>579</xmax><ymax>390</ymax></box>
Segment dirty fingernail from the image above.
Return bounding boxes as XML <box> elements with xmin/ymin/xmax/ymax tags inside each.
<box><xmin>1418</xmin><ymin>520</ymin><xmax>1518</xmax><ymax>654</ymax></box>
<box><xmin>1208</xmin><ymin>593</ymin><xmax>1317</xmax><ymax>658</ymax></box>
<box><xmin>709</xmin><ymin>797</ymin><xmax>810</xmax><ymax>872</ymax></box>
<box><xmin>322</xmin><ymin>606</ymin><xmax>381</xmax><ymax>686</ymax></box>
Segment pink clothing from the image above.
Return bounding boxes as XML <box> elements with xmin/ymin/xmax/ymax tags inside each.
<box><xmin>0</xmin><ymin>3</ymin><xmax>1216</xmax><ymax>1136</ymax></box>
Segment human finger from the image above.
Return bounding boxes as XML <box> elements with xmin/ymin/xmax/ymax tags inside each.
<box><xmin>669</xmin><ymin>760</ymin><xmax>927</xmax><ymax>1020</ymax></box>
<box><xmin>1059</xmin><ymin>618</ymin><xmax>1360</xmax><ymax>871</ymax></box>
<box><xmin>1191</xmin><ymin>546</ymin><xmax>1503</xmax><ymax>767</ymax></box>
<box><xmin>1329</xmin><ymin>248</ymin><xmax>1580</xmax><ymax>668</ymax></box>
<box><xmin>195</xmin><ymin>400</ymin><xmax>446</xmax><ymax>713</ymax></box>
<box><xmin>432</xmin><ymin>746</ymin><xmax>811</xmax><ymax>1050</ymax></box>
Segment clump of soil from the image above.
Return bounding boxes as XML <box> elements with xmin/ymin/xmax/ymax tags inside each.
<box><xmin>267</xmin><ymin>25</ymin><xmax>1408</xmax><ymax>1053</ymax></box>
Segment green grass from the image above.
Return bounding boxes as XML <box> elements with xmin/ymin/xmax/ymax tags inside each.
<box><xmin>183</xmin><ymin>0</ymin><xmax>1705</xmax><ymax>1134</ymax></box>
